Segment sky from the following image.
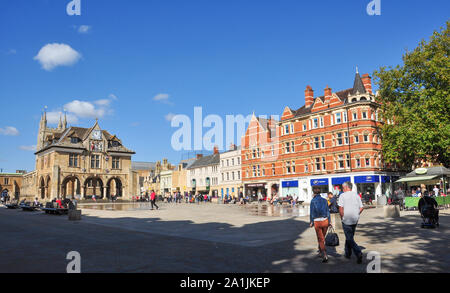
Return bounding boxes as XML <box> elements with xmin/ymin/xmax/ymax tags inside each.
<box><xmin>0</xmin><ymin>0</ymin><xmax>449</xmax><ymax>173</ymax></box>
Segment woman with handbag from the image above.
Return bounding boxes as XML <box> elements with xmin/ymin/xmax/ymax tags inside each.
<box><xmin>310</xmin><ymin>186</ymin><xmax>332</xmax><ymax>263</ymax></box>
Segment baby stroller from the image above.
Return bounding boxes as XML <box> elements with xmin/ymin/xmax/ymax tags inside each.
<box><xmin>418</xmin><ymin>196</ymin><xmax>439</xmax><ymax>228</ymax></box>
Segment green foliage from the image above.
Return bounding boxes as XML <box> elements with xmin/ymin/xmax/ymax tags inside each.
<box><xmin>374</xmin><ymin>21</ymin><xmax>450</xmax><ymax>169</ymax></box>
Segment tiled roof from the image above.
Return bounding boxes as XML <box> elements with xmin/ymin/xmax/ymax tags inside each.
<box><xmin>187</xmin><ymin>153</ymin><xmax>220</xmax><ymax>169</ymax></box>
<box><xmin>132</xmin><ymin>162</ymin><xmax>156</xmax><ymax>170</ymax></box>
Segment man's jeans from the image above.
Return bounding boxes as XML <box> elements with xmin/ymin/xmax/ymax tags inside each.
<box><xmin>342</xmin><ymin>223</ymin><xmax>362</xmax><ymax>257</ymax></box>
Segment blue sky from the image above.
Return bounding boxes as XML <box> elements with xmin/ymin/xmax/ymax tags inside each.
<box><xmin>0</xmin><ymin>0</ymin><xmax>448</xmax><ymax>173</ymax></box>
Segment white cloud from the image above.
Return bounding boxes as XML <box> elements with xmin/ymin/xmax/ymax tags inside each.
<box><xmin>34</xmin><ymin>43</ymin><xmax>81</xmax><ymax>71</ymax></box>
<box><xmin>165</xmin><ymin>113</ymin><xmax>176</xmax><ymax>122</ymax></box>
<box><xmin>46</xmin><ymin>111</ymin><xmax>79</xmax><ymax>125</ymax></box>
<box><xmin>78</xmin><ymin>25</ymin><xmax>91</xmax><ymax>34</ymax></box>
<box><xmin>154</xmin><ymin>93</ymin><xmax>170</xmax><ymax>101</ymax></box>
<box><xmin>94</xmin><ymin>99</ymin><xmax>112</xmax><ymax>106</ymax></box>
<box><xmin>64</xmin><ymin>100</ymin><xmax>107</xmax><ymax>119</ymax></box>
<box><xmin>0</xmin><ymin>126</ymin><xmax>19</xmax><ymax>136</ymax></box>
<box><xmin>19</xmin><ymin>145</ymin><xmax>37</xmax><ymax>151</ymax></box>
<box><xmin>108</xmin><ymin>94</ymin><xmax>118</xmax><ymax>100</ymax></box>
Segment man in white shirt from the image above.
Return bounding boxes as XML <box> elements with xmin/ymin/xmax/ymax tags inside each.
<box><xmin>338</xmin><ymin>181</ymin><xmax>364</xmax><ymax>264</ymax></box>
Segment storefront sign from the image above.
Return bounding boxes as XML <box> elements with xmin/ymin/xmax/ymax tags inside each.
<box><xmin>245</xmin><ymin>183</ymin><xmax>266</xmax><ymax>188</ymax></box>
<box><xmin>380</xmin><ymin>176</ymin><xmax>391</xmax><ymax>183</ymax></box>
<box><xmin>282</xmin><ymin>181</ymin><xmax>299</xmax><ymax>188</ymax></box>
<box><xmin>331</xmin><ymin>177</ymin><xmax>351</xmax><ymax>185</ymax></box>
<box><xmin>310</xmin><ymin>178</ymin><xmax>329</xmax><ymax>186</ymax></box>
<box><xmin>354</xmin><ymin>175</ymin><xmax>380</xmax><ymax>183</ymax></box>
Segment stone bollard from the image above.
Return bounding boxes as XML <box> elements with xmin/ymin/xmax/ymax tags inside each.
<box><xmin>330</xmin><ymin>213</ymin><xmax>343</xmax><ymax>232</ymax></box>
<box><xmin>68</xmin><ymin>209</ymin><xmax>82</xmax><ymax>221</ymax></box>
<box><xmin>383</xmin><ymin>205</ymin><xmax>400</xmax><ymax>218</ymax></box>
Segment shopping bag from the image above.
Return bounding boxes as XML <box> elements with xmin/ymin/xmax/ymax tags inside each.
<box><xmin>325</xmin><ymin>226</ymin><xmax>339</xmax><ymax>246</ymax></box>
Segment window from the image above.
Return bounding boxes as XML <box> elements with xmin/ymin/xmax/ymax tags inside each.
<box><xmin>346</xmin><ymin>154</ymin><xmax>350</xmax><ymax>168</ymax></box>
<box><xmin>304</xmin><ymin>162</ymin><xmax>309</xmax><ymax>173</ymax></box>
<box><xmin>257</xmin><ymin>165</ymin><xmax>261</xmax><ymax>177</ymax></box>
<box><xmin>71</xmin><ymin>137</ymin><xmax>79</xmax><ymax>144</ymax></box>
<box><xmin>362</xmin><ymin>111</ymin><xmax>368</xmax><ymax>119</ymax></box>
<box><xmin>272</xmin><ymin>164</ymin><xmax>275</xmax><ymax>175</ymax></box>
<box><xmin>222</xmin><ymin>173</ymin><xmax>224</xmax><ymax>181</ymax></box>
<box><xmin>364</xmin><ymin>133</ymin><xmax>369</xmax><ymax>142</ymax></box>
<box><xmin>314</xmin><ymin>137</ymin><xmax>320</xmax><ymax>149</ymax></box>
<box><xmin>336</xmin><ymin>133</ymin><xmax>343</xmax><ymax>146</ymax></box>
<box><xmin>286</xmin><ymin>162</ymin><xmax>291</xmax><ymax>174</ymax></box>
<box><xmin>4</xmin><ymin>178</ymin><xmax>9</xmax><ymax>185</ymax></box>
<box><xmin>315</xmin><ymin>158</ymin><xmax>321</xmax><ymax>171</ymax></box>
<box><xmin>290</xmin><ymin>124</ymin><xmax>294</xmax><ymax>134</ymax></box>
<box><xmin>271</xmin><ymin>146</ymin><xmax>275</xmax><ymax>156</ymax></box>
<box><xmin>292</xmin><ymin>161</ymin><xmax>296</xmax><ymax>173</ymax></box>
<box><xmin>112</xmin><ymin>157</ymin><xmax>120</xmax><ymax>169</ymax></box>
<box><xmin>320</xmin><ymin>117</ymin><xmax>324</xmax><ymax>127</ymax></box>
<box><xmin>285</xmin><ymin>125</ymin><xmax>290</xmax><ymax>135</ymax></box>
<box><xmin>227</xmin><ymin>172</ymin><xmax>229</xmax><ymax>181</ymax></box>
<box><xmin>338</xmin><ymin>155</ymin><xmax>345</xmax><ymax>169</ymax></box>
<box><xmin>252</xmin><ymin>166</ymin><xmax>256</xmax><ymax>177</ymax></box>
<box><xmin>303</xmin><ymin>124</ymin><xmax>307</xmax><ymax>131</ymax></box>
<box><xmin>322</xmin><ymin>157</ymin><xmax>326</xmax><ymax>170</ymax></box>
<box><xmin>343</xmin><ymin>112</ymin><xmax>348</xmax><ymax>123</ymax></box>
<box><xmin>356</xmin><ymin>158</ymin><xmax>361</xmax><ymax>168</ymax></box>
<box><xmin>231</xmin><ymin>158</ymin><xmax>234</xmax><ymax>166</ymax></box>
<box><xmin>335</xmin><ymin>113</ymin><xmax>342</xmax><ymax>124</ymax></box>
<box><xmin>353</xmin><ymin>112</ymin><xmax>358</xmax><ymax>120</ymax></box>
<box><xmin>227</xmin><ymin>159</ymin><xmax>229</xmax><ymax>166</ymax></box>
<box><xmin>291</xmin><ymin>141</ymin><xmax>295</xmax><ymax>153</ymax></box>
<box><xmin>365</xmin><ymin>157</ymin><xmax>371</xmax><ymax>167</ymax></box>
<box><xmin>321</xmin><ymin>136</ymin><xmax>325</xmax><ymax>148</ymax></box>
<box><xmin>69</xmin><ymin>154</ymin><xmax>78</xmax><ymax>167</ymax></box>
<box><xmin>237</xmin><ymin>157</ymin><xmax>240</xmax><ymax>165</ymax></box>
<box><xmin>344</xmin><ymin>131</ymin><xmax>349</xmax><ymax>145</ymax></box>
<box><xmin>354</xmin><ymin>134</ymin><xmax>359</xmax><ymax>143</ymax></box>
<box><xmin>262</xmin><ymin>168</ymin><xmax>266</xmax><ymax>176</ymax></box>
<box><xmin>91</xmin><ymin>155</ymin><xmax>100</xmax><ymax>169</ymax></box>
<box><xmin>313</xmin><ymin>118</ymin><xmax>319</xmax><ymax>129</ymax></box>
<box><xmin>237</xmin><ymin>171</ymin><xmax>240</xmax><ymax>180</ymax></box>
<box><xmin>285</xmin><ymin>142</ymin><xmax>290</xmax><ymax>153</ymax></box>
<box><xmin>252</xmin><ymin>149</ymin><xmax>256</xmax><ymax>158</ymax></box>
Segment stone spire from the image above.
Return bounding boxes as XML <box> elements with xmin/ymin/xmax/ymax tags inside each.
<box><xmin>63</xmin><ymin>112</ymin><xmax>67</xmax><ymax>130</ymax></box>
<box><xmin>58</xmin><ymin>114</ymin><xmax>62</xmax><ymax>129</ymax></box>
<box><xmin>352</xmin><ymin>68</ymin><xmax>366</xmax><ymax>95</ymax></box>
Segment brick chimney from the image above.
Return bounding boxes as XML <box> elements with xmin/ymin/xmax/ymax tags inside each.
<box><xmin>305</xmin><ymin>85</ymin><xmax>314</xmax><ymax>108</ymax></box>
<box><xmin>196</xmin><ymin>154</ymin><xmax>203</xmax><ymax>159</ymax></box>
<box><xmin>213</xmin><ymin>146</ymin><xmax>219</xmax><ymax>154</ymax></box>
<box><xmin>361</xmin><ymin>74</ymin><xmax>373</xmax><ymax>94</ymax></box>
<box><xmin>229</xmin><ymin>143</ymin><xmax>237</xmax><ymax>151</ymax></box>
<box><xmin>324</xmin><ymin>85</ymin><xmax>332</xmax><ymax>104</ymax></box>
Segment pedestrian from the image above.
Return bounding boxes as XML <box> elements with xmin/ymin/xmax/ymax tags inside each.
<box><xmin>328</xmin><ymin>192</ymin><xmax>339</xmax><ymax>214</ymax></box>
<box><xmin>338</xmin><ymin>181</ymin><xmax>364</xmax><ymax>264</ymax></box>
<box><xmin>433</xmin><ymin>185</ymin><xmax>440</xmax><ymax>197</ymax></box>
<box><xmin>310</xmin><ymin>186</ymin><xmax>331</xmax><ymax>263</ymax></box>
<box><xmin>150</xmin><ymin>190</ymin><xmax>159</xmax><ymax>210</ymax></box>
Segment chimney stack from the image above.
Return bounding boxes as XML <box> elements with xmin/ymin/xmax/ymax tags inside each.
<box><xmin>305</xmin><ymin>85</ymin><xmax>314</xmax><ymax>108</ymax></box>
<box><xmin>213</xmin><ymin>145</ymin><xmax>219</xmax><ymax>155</ymax></box>
<box><xmin>324</xmin><ymin>85</ymin><xmax>332</xmax><ymax>103</ymax></box>
<box><xmin>196</xmin><ymin>154</ymin><xmax>203</xmax><ymax>159</ymax></box>
<box><xmin>361</xmin><ymin>74</ymin><xmax>373</xmax><ymax>94</ymax></box>
<box><xmin>229</xmin><ymin>143</ymin><xmax>237</xmax><ymax>151</ymax></box>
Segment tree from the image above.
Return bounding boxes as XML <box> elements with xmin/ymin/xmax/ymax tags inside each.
<box><xmin>374</xmin><ymin>21</ymin><xmax>450</xmax><ymax>169</ymax></box>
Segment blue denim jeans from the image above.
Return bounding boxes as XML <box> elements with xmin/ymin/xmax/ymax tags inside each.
<box><xmin>342</xmin><ymin>223</ymin><xmax>362</xmax><ymax>257</ymax></box>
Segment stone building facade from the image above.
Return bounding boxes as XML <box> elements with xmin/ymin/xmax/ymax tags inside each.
<box><xmin>21</xmin><ymin>113</ymin><xmax>138</xmax><ymax>200</ymax></box>
<box><xmin>0</xmin><ymin>171</ymin><xmax>25</xmax><ymax>199</ymax></box>
<box><xmin>218</xmin><ymin>145</ymin><xmax>243</xmax><ymax>200</ymax></box>
<box><xmin>187</xmin><ymin>148</ymin><xmax>220</xmax><ymax>197</ymax></box>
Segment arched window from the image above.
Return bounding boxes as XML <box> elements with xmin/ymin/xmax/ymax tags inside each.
<box><xmin>360</xmin><ymin>96</ymin><xmax>367</xmax><ymax>101</ymax></box>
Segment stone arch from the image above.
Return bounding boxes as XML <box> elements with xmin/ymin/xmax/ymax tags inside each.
<box><xmin>45</xmin><ymin>176</ymin><xmax>52</xmax><ymax>199</ymax></box>
<box><xmin>106</xmin><ymin>177</ymin><xmax>123</xmax><ymax>199</ymax></box>
<box><xmin>360</xmin><ymin>96</ymin><xmax>367</xmax><ymax>101</ymax></box>
<box><xmin>39</xmin><ymin>177</ymin><xmax>45</xmax><ymax>199</ymax></box>
<box><xmin>13</xmin><ymin>181</ymin><xmax>20</xmax><ymax>199</ymax></box>
<box><xmin>351</xmin><ymin>98</ymin><xmax>358</xmax><ymax>102</ymax></box>
<box><xmin>61</xmin><ymin>176</ymin><xmax>81</xmax><ymax>199</ymax></box>
<box><xmin>84</xmin><ymin>177</ymin><xmax>104</xmax><ymax>199</ymax></box>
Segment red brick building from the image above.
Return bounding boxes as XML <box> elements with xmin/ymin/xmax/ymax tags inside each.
<box><xmin>241</xmin><ymin>71</ymin><xmax>400</xmax><ymax>202</ymax></box>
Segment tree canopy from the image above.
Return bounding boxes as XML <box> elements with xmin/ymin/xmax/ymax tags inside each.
<box><xmin>374</xmin><ymin>21</ymin><xmax>450</xmax><ymax>169</ymax></box>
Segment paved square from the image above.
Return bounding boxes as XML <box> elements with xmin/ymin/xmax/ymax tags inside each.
<box><xmin>1</xmin><ymin>203</ymin><xmax>449</xmax><ymax>273</ymax></box>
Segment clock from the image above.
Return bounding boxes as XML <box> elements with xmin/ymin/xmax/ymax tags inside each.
<box><xmin>92</xmin><ymin>130</ymin><xmax>102</xmax><ymax>140</ymax></box>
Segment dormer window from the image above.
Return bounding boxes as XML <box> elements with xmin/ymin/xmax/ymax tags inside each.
<box><xmin>71</xmin><ymin>137</ymin><xmax>80</xmax><ymax>144</ymax></box>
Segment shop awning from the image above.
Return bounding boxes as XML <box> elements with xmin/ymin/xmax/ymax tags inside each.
<box><xmin>396</xmin><ymin>175</ymin><xmax>439</xmax><ymax>183</ymax></box>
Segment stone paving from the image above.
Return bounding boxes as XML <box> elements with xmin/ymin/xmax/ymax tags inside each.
<box><xmin>0</xmin><ymin>202</ymin><xmax>449</xmax><ymax>273</ymax></box>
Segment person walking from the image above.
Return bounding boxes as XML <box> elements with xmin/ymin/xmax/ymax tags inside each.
<box><xmin>310</xmin><ymin>186</ymin><xmax>331</xmax><ymax>263</ymax></box>
<box><xmin>150</xmin><ymin>190</ymin><xmax>159</xmax><ymax>210</ymax></box>
<box><xmin>338</xmin><ymin>181</ymin><xmax>364</xmax><ymax>264</ymax></box>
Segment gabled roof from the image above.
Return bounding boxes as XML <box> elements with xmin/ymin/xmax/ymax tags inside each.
<box><xmin>187</xmin><ymin>153</ymin><xmax>220</xmax><ymax>169</ymax></box>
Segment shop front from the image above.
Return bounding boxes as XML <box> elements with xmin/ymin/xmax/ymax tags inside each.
<box><xmin>354</xmin><ymin>175</ymin><xmax>380</xmax><ymax>200</ymax></box>
<box><xmin>245</xmin><ymin>183</ymin><xmax>267</xmax><ymax>201</ymax></box>
<box><xmin>331</xmin><ymin>176</ymin><xmax>351</xmax><ymax>195</ymax></box>
<box><xmin>281</xmin><ymin>180</ymin><xmax>299</xmax><ymax>199</ymax></box>
<box><xmin>310</xmin><ymin>178</ymin><xmax>330</xmax><ymax>196</ymax></box>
